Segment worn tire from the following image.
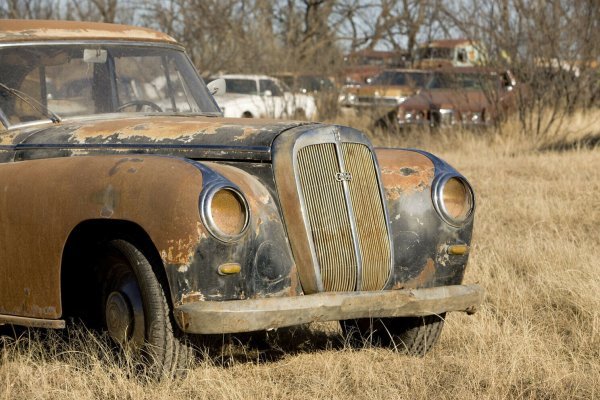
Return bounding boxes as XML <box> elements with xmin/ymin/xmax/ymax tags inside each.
<box><xmin>100</xmin><ymin>239</ymin><xmax>192</xmax><ymax>378</ymax></box>
<box><xmin>340</xmin><ymin>313</ymin><xmax>445</xmax><ymax>356</ymax></box>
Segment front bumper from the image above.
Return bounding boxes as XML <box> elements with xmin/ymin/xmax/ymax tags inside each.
<box><xmin>174</xmin><ymin>284</ymin><xmax>484</xmax><ymax>334</ymax></box>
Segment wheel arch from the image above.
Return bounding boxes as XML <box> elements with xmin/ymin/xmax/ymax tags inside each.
<box><xmin>60</xmin><ymin>219</ymin><xmax>171</xmax><ymax>322</ymax></box>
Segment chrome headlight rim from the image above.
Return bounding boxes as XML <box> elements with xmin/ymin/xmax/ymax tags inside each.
<box><xmin>432</xmin><ymin>173</ymin><xmax>475</xmax><ymax>227</ymax></box>
<box><xmin>200</xmin><ymin>184</ymin><xmax>250</xmax><ymax>243</ymax></box>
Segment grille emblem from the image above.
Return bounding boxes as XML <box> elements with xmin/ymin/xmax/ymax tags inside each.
<box><xmin>335</xmin><ymin>171</ymin><xmax>352</xmax><ymax>181</ymax></box>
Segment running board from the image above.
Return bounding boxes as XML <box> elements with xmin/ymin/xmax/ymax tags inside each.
<box><xmin>0</xmin><ymin>314</ymin><xmax>65</xmax><ymax>329</ymax></box>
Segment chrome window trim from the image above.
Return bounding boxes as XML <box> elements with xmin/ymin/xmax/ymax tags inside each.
<box><xmin>0</xmin><ymin>40</ymin><xmax>185</xmax><ymax>51</ymax></box>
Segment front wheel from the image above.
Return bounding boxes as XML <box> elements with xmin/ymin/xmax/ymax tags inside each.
<box><xmin>99</xmin><ymin>240</ymin><xmax>191</xmax><ymax>377</ymax></box>
<box><xmin>340</xmin><ymin>313</ymin><xmax>445</xmax><ymax>356</ymax></box>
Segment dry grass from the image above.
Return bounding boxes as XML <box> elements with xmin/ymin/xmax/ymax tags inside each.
<box><xmin>1</xmin><ymin>111</ymin><xmax>599</xmax><ymax>399</ymax></box>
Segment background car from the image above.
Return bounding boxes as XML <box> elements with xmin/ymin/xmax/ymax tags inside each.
<box><xmin>395</xmin><ymin>68</ymin><xmax>519</xmax><ymax>127</ymax></box>
<box><xmin>339</xmin><ymin>69</ymin><xmax>430</xmax><ymax>109</ymax></box>
<box><xmin>213</xmin><ymin>74</ymin><xmax>317</xmax><ymax>119</ymax></box>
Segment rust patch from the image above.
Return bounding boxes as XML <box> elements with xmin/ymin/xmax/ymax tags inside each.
<box><xmin>288</xmin><ymin>266</ymin><xmax>301</xmax><ymax>296</ymax></box>
<box><xmin>70</xmin><ymin>117</ymin><xmax>226</xmax><ymax>141</ymax></box>
<box><xmin>393</xmin><ymin>258</ymin><xmax>436</xmax><ymax>290</ymax></box>
<box><xmin>376</xmin><ymin>148</ymin><xmax>434</xmax><ymax>200</ymax></box>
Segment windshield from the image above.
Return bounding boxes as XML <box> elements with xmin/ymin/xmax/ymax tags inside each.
<box><xmin>0</xmin><ymin>44</ymin><xmax>219</xmax><ymax>127</ymax></box>
<box><xmin>371</xmin><ymin>71</ymin><xmax>429</xmax><ymax>87</ymax></box>
<box><xmin>426</xmin><ymin>73</ymin><xmax>497</xmax><ymax>90</ymax></box>
<box><xmin>297</xmin><ymin>76</ymin><xmax>334</xmax><ymax>92</ymax></box>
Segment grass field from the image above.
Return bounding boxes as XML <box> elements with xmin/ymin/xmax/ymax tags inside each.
<box><xmin>1</xmin><ymin>112</ymin><xmax>599</xmax><ymax>399</ymax></box>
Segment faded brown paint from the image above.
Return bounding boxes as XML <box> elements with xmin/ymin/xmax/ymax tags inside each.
<box><xmin>0</xmin><ymin>155</ymin><xmax>205</xmax><ymax>320</ymax></box>
<box><xmin>375</xmin><ymin>148</ymin><xmax>435</xmax><ymax>200</ymax></box>
<box><xmin>0</xmin><ymin>19</ymin><xmax>176</xmax><ymax>44</ymax></box>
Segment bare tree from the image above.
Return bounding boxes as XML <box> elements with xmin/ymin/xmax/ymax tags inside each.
<box><xmin>439</xmin><ymin>0</ymin><xmax>600</xmax><ymax>134</ymax></box>
<box><xmin>0</xmin><ymin>0</ymin><xmax>62</xmax><ymax>19</ymax></box>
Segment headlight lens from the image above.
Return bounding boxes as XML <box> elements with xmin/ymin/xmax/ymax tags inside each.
<box><xmin>433</xmin><ymin>175</ymin><xmax>474</xmax><ymax>226</ymax></box>
<box><xmin>203</xmin><ymin>186</ymin><xmax>249</xmax><ymax>241</ymax></box>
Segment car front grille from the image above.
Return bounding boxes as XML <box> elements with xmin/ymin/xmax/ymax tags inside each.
<box><xmin>296</xmin><ymin>141</ymin><xmax>391</xmax><ymax>292</ymax></box>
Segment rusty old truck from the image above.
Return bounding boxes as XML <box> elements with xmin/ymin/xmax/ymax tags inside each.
<box><xmin>0</xmin><ymin>20</ymin><xmax>483</xmax><ymax>374</ymax></box>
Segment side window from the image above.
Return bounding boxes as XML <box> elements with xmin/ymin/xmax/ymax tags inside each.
<box><xmin>113</xmin><ymin>55</ymin><xmax>198</xmax><ymax>113</ymax></box>
<box><xmin>457</xmin><ymin>49</ymin><xmax>467</xmax><ymax>63</ymax></box>
<box><xmin>259</xmin><ymin>79</ymin><xmax>283</xmax><ymax>96</ymax></box>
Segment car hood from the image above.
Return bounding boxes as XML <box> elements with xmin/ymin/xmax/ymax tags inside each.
<box><xmin>401</xmin><ymin>89</ymin><xmax>490</xmax><ymax>112</ymax></box>
<box><xmin>3</xmin><ymin>114</ymin><xmax>313</xmax><ymax>162</ymax></box>
<box><xmin>346</xmin><ymin>85</ymin><xmax>416</xmax><ymax>98</ymax></box>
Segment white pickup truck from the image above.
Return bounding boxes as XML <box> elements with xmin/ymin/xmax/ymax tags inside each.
<box><xmin>213</xmin><ymin>74</ymin><xmax>317</xmax><ymax>119</ymax></box>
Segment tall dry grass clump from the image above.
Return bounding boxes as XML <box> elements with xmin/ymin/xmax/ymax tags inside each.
<box><xmin>1</xmin><ymin>112</ymin><xmax>599</xmax><ymax>399</ymax></box>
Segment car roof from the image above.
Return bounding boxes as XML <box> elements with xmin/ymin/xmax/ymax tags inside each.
<box><xmin>420</xmin><ymin>39</ymin><xmax>475</xmax><ymax>48</ymax></box>
<box><xmin>0</xmin><ymin>19</ymin><xmax>177</xmax><ymax>44</ymax></box>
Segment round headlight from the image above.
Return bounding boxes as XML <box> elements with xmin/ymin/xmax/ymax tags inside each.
<box><xmin>202</xmin><ymin>186</ymin><xmax>249</xmax><ymax>242</ymax></box>
<box><xmin>433</xmin><ymin>175</ymin><xmax>474</xmax><ymax>226</ymax></box>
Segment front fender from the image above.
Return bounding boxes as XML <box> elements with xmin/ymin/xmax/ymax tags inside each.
<box><xmin>0</xmin><ymin>154</ymin><xmax>206</xmax><ymax>319</ymax></box>
<box><xmin>168</xmin><ymin>161</ymin><xmax>299</xmax><ymax>307</ymax></box>
<box><xmin>375</xmin><ymin>148</ymin><xmax>474</xmax><ymax>290</ymax></box>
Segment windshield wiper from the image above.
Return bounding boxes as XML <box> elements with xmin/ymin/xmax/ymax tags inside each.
<box><xmin>0</xmin><ymin>83</ymin><xmax>62</xmax><ymax>123</ymax></box>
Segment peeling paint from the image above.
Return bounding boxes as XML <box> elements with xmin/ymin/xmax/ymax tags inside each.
<box><xmin>0</xmin><ymin>20</ymin><xmax>177</xmax><ymax>44</ymax></box>
<box><xmin>393</xmin><ymin>258</ymin><xmax>436</xmax><ymax>290</ymax></box>
<box><xmin>376</xmin><ymin>148</ymin><xmax>435</xmax><ymax>201</ymax></box>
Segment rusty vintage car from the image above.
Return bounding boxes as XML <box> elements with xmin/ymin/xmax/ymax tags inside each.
<box><xmin>0</xmin><ymin>20</ymin><xmax>483</xmax><ymax>374</ymax></box>
<box><xmin>339</xmin><ymin>69</ymin><xmax>429</xmax><ymax>110</ymax></box>
<box><xmin>394</xmin><ymin>68</ymin><xmax>518</xmax><ymax>128</ymax></box>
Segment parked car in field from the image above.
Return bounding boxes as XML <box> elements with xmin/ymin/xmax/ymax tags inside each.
<box><xmin>339</xmin><ymin>69</ymin><xmax>430</xmax><ymax>110</ymax></box>
<box><xmin>274</xmin><ymin>73</ymin><xmax>336</xmax><ymax>94</ymax></box>
<box><xmin>0</xmin><ymin>20</ymin><xmax>483</xmax><ymax>376</ymax></box>
<box><xmin>274</xmin><ymin>73</ymin><xmax>339</xmax><ymax>119</ymax></box>
<box><xmin>213</xmin><ymin>74</ymin><xmax>317</xmax><ymax>119</ymax></box>
<box><xmin>394</xmin><ymin>68</ymin><xmax>518</xmax><ymax>128</ymax></box>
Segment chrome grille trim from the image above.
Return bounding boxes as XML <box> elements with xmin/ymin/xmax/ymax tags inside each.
<box><xmin>272</xmin><ymin>125</ymin><xmax>394</xmax><ymax>294</ymax></box>
<box><xmin>342</xmin><ymin>143</ymin><xmax>392</xmax><ymax>291</ymax></box>
<box><xmin>297</xmin><ymin>144</ymin><xmax>357</xmax><ymax>292</ymax></box>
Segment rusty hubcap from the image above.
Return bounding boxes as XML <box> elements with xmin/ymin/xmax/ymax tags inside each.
<box><xmin>105</xmin><ymin>291</ymin><xmax>134</xmax><ymax>343</ymax></box>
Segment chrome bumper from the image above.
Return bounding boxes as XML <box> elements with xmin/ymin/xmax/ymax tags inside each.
<box><xmin>174</xmin><ymin>284</ymin><xmax>484</xmax><ymax>334</ymax></box>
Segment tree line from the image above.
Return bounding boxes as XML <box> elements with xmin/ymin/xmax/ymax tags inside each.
<box><xmin>2</xmin><ymin>0</ymin><xmax>599</xmax><ymax>131</ymax></box>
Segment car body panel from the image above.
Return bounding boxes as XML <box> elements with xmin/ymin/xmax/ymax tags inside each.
<box><xmin>0</xmin><ymin>154</ymin><xmax>204</xmax><ymax>319</ymax></box>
